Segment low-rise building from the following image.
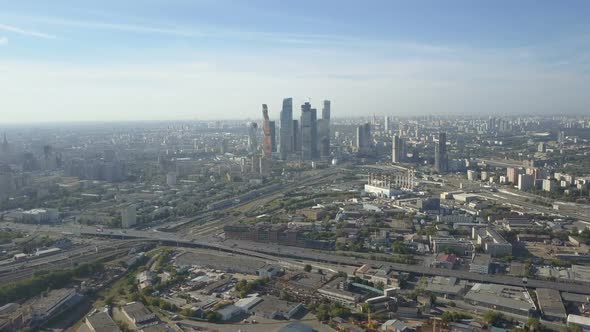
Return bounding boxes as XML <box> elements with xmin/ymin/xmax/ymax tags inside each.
<box><xmin>536</xmin><ymin>288</ymin><xmax>566</xmax><ymax>322</ymax></box>
<box><xmin>472</xmin><ymin>227</ymin><xmax>512</xmax><ymax>257</ymax></box>
<box><xmin>464</xmin><ymin>283</ymin><xmax>536</xmax><ymax>317</ymax></box>
<box><xmin>469</xmin><ymin>254</ymin><xmax>491</xmax><ymax>274</ymax></box>
<box><xmin>77</xmin><ymin>312</ymin><xmax>120</xmax><ymax>332</ymax></box>
<box><xmin>122</xmin><ymin>302</ymin><xmax>157</xmax><ymax>327</ymax></box>
<box><xmin>317</xmin><ymin>278</ymin><xmax>362</xmax><ymax>307</ymax></box>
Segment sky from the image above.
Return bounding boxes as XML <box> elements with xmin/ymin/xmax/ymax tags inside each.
<box><xmin>0</xmin><ymin>0</ymin><xmax>590</xmax><ymax>123</ymax></box>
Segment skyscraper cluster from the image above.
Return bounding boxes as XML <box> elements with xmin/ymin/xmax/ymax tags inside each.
<box><xmin>278</xmin><ymin>98</ymin><xmax>331</xmax><ymax>161</ymax></box>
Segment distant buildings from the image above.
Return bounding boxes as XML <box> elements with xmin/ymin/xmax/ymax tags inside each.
<box><xmin>434</xmin><ymin>132</ymin><xmax>448</xmax><ymax>173</ymax></box>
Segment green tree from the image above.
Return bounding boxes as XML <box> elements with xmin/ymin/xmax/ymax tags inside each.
<box><xmin>483</xmin><ymin>310</ymin><xmax>504</xmax><ymax>326</ymax></box>
<box><xmin>303</xmin><ymin>264</ymin><xmax>312</xmax><ymax>272</ymax></box>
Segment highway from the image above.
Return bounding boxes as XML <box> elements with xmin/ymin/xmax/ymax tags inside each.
<box><xmin>5</xmin><ymin>221</ymin><xmax>590</xmax><ymax>295</ymax></box>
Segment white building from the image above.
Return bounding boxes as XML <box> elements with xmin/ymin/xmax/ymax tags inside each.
<box><xmin>18</xmin><ymin>208</ymin><xmax>59</xmax><ymax>223</ymax></box>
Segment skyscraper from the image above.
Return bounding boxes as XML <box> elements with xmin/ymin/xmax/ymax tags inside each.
<box><xmin>319</xmin><ymin>100</ymin><xmax>331</xmax><ymax>158</ymax></box>
<box><xmin>269</xmin><ymin>121</ymin><xmax>276</xmax><ymax>152</ymax></box>
<box><xmin>292</xmin><ymin>120</ymin><xmax>300</xmax><ymax>153</ymax></box>
<box><xmin>356</xmin><ymin>123</ymin><xmax>372</xmax><ymax>154</ymax></box>
<box><xmin>392</xmin><ymin>134</ymin><xmax>403</xmax><ymax>163</ymax></box>
<box><xmin>247</xmin><ymin>122</ymin><xmax>259</xmax><ymax>153</ymax></box>
<box><xmin>279</xmin><ymin>98</ymin><xmax>293</xmax><ymax>159</ymax></box>
<box><xmin>384</xmin><ymin>116</ymin><xmax>391</xmax><ymax>133</ymax></box>
<box><xmin>434</xmin><ymin>132</ymin><xmax>448</xmax><ymax>173</ymax></box>
<box><xmin>262</xmin><ymin>104</ymin><xmax>273</xmax><ymax>158</ymax></box>
<box><xmin>300</xmin><ymin>102</ymin><xmax>317</xmax><ymax>161</ymax></box>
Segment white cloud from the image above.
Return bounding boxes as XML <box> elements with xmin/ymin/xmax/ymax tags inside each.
<box><xmin>0</xmin><ymin>23</ymin><xmax>55</xmax><ymax>39</ymax></box>
<box><xmin>0</xmin><ymin>36</ymin><xmax>7</xmax><ymax>45</ymax></box>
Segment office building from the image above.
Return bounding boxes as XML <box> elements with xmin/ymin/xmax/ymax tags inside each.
<box><xmin>356</xmin><ymin>123</ymin><xmax>372</xmax><ymax>154</ymax></box>
<box><xmin>279</xmin><ymin>98</ymin><xmax>293</xmax><ymax>159</ymax></box>
<box><xmin>121</xmin><ymin>204</ymin><xmax>137</xmax><ymax>228</ymax></box>
<box><xmin>292</xmin><ymin>119</ymin><xmax>300</xmax><ymax>153</ymax></box>
<box><xmin>262</xmin><ymin>104</ymin><xmax>273</xmax><ymax>158</ymax></box>
<box><xmin>434</xmin><ymin>132</ymin><xmax>448</xmax><ymax>173</ymax></box>
<box><xmin>269</xmin><ymin>121</ymin><xmax>276</xmax><ymax>152</ymax></box>
<box><xmin>392</xmin><ymin>134</ymin><xmax>403</xmax><ymax>163</ymax></box>
<box><xmin>319</xmin><ymin>100</ymin><xmax>331</xmax><ymax>157</ymax></box>
<box><xmin>384</xmin><ymin>116</ymin><xmax>392</xmax><ymax>133</ymax></box>
<box><xmin>247</xmin><ymin>122</ymin><xmax>258</xmax><ymax>153</ymax></box>
<box><xmin>300</xmin><ymin>102</ymin><xmax>317</xmax><ymax>161</ymax></box>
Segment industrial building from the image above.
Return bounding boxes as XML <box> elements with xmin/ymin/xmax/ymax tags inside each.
<box><xmin>472</xmin><ymin>227</ymin><xmax>512</xmax><ymax>257</ymax></box>
<box><xmin>535</xmin><ymin>288</ymin><xmax>567</xmax><ymax>321</ymax></box>
<box><xmin>464</xmin><ymin>283</ymin><xmax>536</xmax><ymax>317</ymax></box>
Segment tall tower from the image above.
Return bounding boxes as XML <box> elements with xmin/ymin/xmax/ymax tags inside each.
<box><xmin>1</xmin><ymin>133</ymin><xmax>8</xmax><ymax>154</ymax></box>
<box><xmin>319</xmin><ymin>100</ymin><xmax>331</xmax><ymax>158</ymax></box>
<box><xmin>392</xmin><ymin>134</ymin><xmax>403</xmax><ymax>163</ymax></box>
<box><xmin>279</xmin><ymin>98</ymin><xmax>293</xmax><ymax>159</ymax></box>
<box><xmin>300</xmin><ymin>102</ymin><xmax>317</xmax><ymax>161</ymax></box>
<box><xmin>247</xmin><ymin>122</ymin><xmax>258</xmax><ymax>153</ymax></box>
<box><xmin>435</xmin><ymin>132</ymin><xmax>448</xmax><ymax>173</ymax></box>
<box><xmin>262</xmin><ymin>104</ymin><xmax>272</xmax><ymax>158</ymax></box>
<box><xmin>356</xmin><ymin>123</ymin><xmax>371</xmax><ymax>154</ymax></box>
<box><xmin>269</xmin><ymin>121</ymin><xmax>276</xmax><ymax>152</ymax></box>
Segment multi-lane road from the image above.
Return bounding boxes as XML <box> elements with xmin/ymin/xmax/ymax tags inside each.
<box><xmin>6</xmin><ymin>221</ymin><xmax>590</xmax><ymax>295</ymax></box>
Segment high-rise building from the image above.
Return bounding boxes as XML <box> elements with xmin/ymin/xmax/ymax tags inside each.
<box><xmin>279</xmin><ymin>98</ymin><xmax>293</xmax><ymax>159</ymax></box>
<box><xmin>262</xmin><ymin>104</ymin><xmax>273</xmax><ymax>158</ymax></box>
<box><xmin>319</xmin><ymin>100</ymin><xmax>331</xmax><ymax>158</ymax></box>
<box><xmin>518</xmin><ymin>173</ymin><xmax>534</xmax><ymax>191</ymax></box>
<box><xmin>1</xmin><ymin>133</ymin><xmax>8</xmax><ymax>154</ymax></box>
<box><xmin>434</xmin><ymin>132</ymin><xmax>448</xmax><ymax>173</ymax></box>
<box><xmin>292</xmin><ymin>120</ymin><xmax>300</xmax><ymax>153</ymax></box>
<box><xmin>247</xmin><ymin>122</ymin><xmax>258</xmax><ymax>153</ymax></box>
<box><xmin>300</xmin><ymin>102</ymin><xmax>318</xmax><ymax>161</ymax></box>
<box><xmin>392</xmin><ymin>134</ymin><xmax>403</xmax><ymax>163</ymax></box>
<box><xmin>121</xmin><ymin>204</ymin><xmax>137</xmax><ymax>228</ymax></box>
<box><xmin>384</xmin><ymin>116</ymin><xmax>392</xmax><ymax>133</ymax></box>
<box><xmin>269</xmin><ymin>121</ymin><xmax>276</xmax><ymax>152</ymax></box>
<box><xmin>506</xmin><ymin>167</ymin><xmax>522</xmax><ymax>184</ymax></box>
<box><xmin>356</xmin><ymin>123</ymin><xmax>372</xmax><ymax>154</ymax></box>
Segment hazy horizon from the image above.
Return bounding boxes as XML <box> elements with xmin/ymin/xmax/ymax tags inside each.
<box><xmin>1</xmin><ymin>1</ymin><xmax>590</xmax><ymax>122</ymax></box>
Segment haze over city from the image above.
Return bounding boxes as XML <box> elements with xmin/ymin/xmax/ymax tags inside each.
<box><xmin>1</xmin><ymin>0</ymin><xmax>590</xmax><ymax>123</ymax></box>
<box><xmin>2</xmin><ymin>2</ymin><xmax>590</xmax><ymax>332</ymax></box>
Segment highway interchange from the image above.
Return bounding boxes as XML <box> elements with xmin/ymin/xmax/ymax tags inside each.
<box><xmin>4</xmin><ymin>221</ymin><xmax>590</xmax><ymax>296</ymax></box>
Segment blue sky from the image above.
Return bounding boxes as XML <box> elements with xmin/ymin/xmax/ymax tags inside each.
<box><xmin>1</xmin><ymin>0</ymin><xmax>589</xmax><ymax>122</ymax></box>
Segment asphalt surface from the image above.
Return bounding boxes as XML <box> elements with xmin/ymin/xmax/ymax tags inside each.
<box><xmin>6</xmin><ymin>221</ymin><xmax>590</xmax><ymax>295</ymax></box>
